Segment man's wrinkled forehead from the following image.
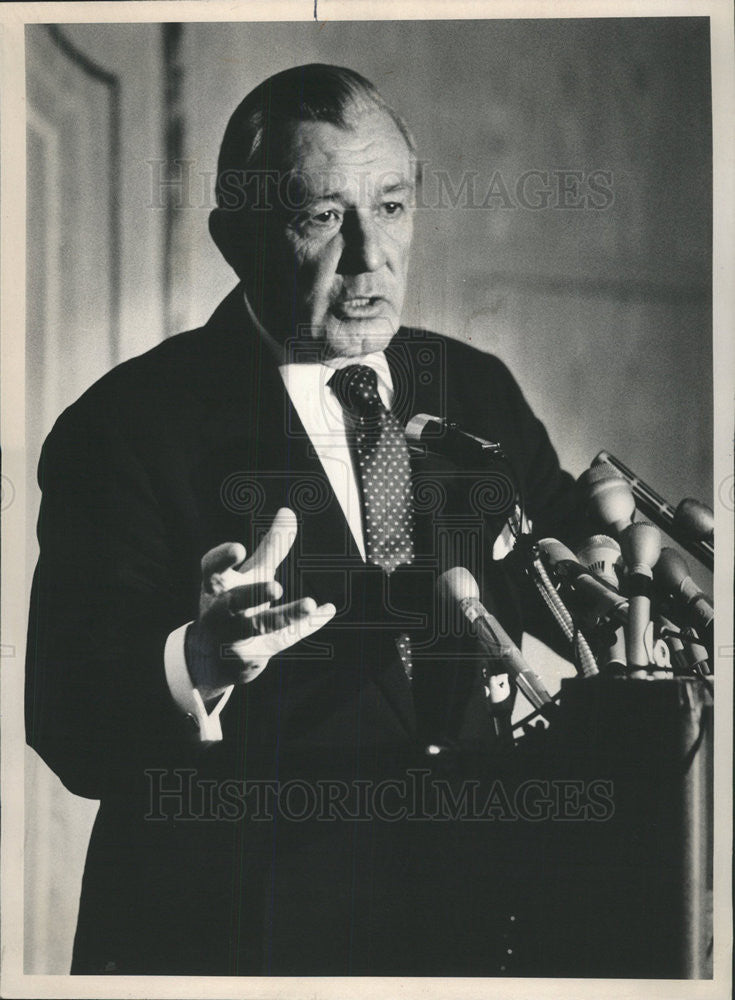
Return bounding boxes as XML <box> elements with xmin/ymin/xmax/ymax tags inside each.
<box><xmin>273</xmin><ymin>105</ymin><xmax>417</xmax><ymax>204</ymax></box>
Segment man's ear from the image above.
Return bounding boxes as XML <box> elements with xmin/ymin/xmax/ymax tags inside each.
<box><xmin>209</xmin><ymin>207</ymin><xmax>248</xmax><ymax>279</ymax></box>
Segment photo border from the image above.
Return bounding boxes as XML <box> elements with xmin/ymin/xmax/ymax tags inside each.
<box><xmin>2</xmin><ymin>2</ymin><xmax>732</xmax><ymax>998</ymax></box>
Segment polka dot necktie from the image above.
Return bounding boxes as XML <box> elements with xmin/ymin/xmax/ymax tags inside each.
<box><xmin>328</xmin><ymin>365</ymin><xmax>415</xmax><ymax>681</ymax></box>
<box><xmin>328</xmin><ymin>364</ymin><xmax>415</xmax><ymax>574</ymax></box>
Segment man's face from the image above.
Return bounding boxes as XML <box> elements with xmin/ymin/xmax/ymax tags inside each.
<box><xmin>253</xmin><ymin>106</ymin><xmax>415</xmax><ymax>359</ymax></box>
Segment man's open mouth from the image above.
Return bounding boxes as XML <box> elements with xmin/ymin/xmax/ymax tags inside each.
<box><xmin>334</xmin><ymin>296</ymin><xmax>385</xmax><ymax>318</ymax></box>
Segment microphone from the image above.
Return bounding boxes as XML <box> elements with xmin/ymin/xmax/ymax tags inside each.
<box><xmin>657</xmin><ymin>614</ymin><xmax>710</xmax><ymax>677</ymax></box>
<box><xmin>619</xmin><ymin>521</ymin><xmax>662</xmax><ymax>669</ymax></box>
<box><xmin>593</xmin><ymin>452</ymin><xmax>713</xmax><ymax>570</ymax></box>
<box><xmin>405</xmin><ymin>413</ymin><xmax>507</xmax><ymax>461</ymax></box>
<box><xmin>437</xmin><ymin>567</ymin><xmax>553</xmax><ymax>712</ymax></box>
<box><xmin>577</xmin><ymin>462</ymin><xmax>637</xmax><ymax>535</ymax></box>
<box><xmin>526</xmin><ymin>547</ymin><xmax>599</xmax><ymax>677</ymax></box>
<box><xmin>537</xmin><ymin>538</ymin><xmax>629</xmax><ymax>625</ymax></box>
<box><xmin>673</xmin><ymin>498</ymin><xmax>714</xmax><ymax>542</ymax></box>
<box><xmin>406</xmin><ymin>413</ymin><xmax>521</xmax><ymax>524</ymax></box>
<box><xmin>575</xmin><ymin>534</ymin><xmax>624</xmax><ymax>588</ymax></box>
<box><xmin>595</xmin><ymin>623</ymin><xmax>627</xmax><ymax>674</ymax></box>
<box><xmin>575</xmin><ymin>535</ymin><xmax>626</xmax><ymax>673</ymax></box>
<box><xmin>654</xmin><ymin>547</ymin><xmax>714</xmax><ymax>651</ymax></box>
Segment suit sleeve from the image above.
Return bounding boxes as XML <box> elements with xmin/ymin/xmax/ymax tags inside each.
<box><xmin>486</xmin><ymin>358</ymin><xmax>578</xmax><ymax>544</ymax></box>
<box><xmin>25</xmin><ymin>397</ymin><xmax>208</xmax><ymax>799</ymax></box>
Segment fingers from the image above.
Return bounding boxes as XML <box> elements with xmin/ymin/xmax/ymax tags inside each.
<box><xmin>256</xmin><ymin>602</ymin><xmax>338</xmax><ymax>655</ymax></box>
<box><xmin>223</xmin><ymin>581</ymin><xmax>284</xmax><ymax>612</ymax></box>
<box><xmin>208</xmin><ymin>591</ymin><xmax>320</xmax><ymax>641</ymax></box>
<box><xmin>247</xmin><ymin>597</ymin><xmax>317</xmax><ymax>631</ymax></box>
<box><xmin>241</xmin><ymin>507</ymin><xmax>298</xmax><ymax>582</ymax></box>
<box><xmin>232</xmin><ymin>602</ymin><xmax>337</xmax><ymax>660</ymax></box>
<box><xmin>216</xmin><ymin>595</ymin><xmax>316</xmax><ymax>635</ymax></box>
<box><xmin>201</xmin><ymin>509</ymin><xmax>298</xmax><ymax>594</ymax></box>
<box><xmin>202</xmin><ymin>542</ymin><xmax>247</xmax><ymax>591</ymax></box>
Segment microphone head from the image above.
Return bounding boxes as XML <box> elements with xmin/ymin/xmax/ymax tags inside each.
<box><xmin>537</xmin><ymin>537</ymin><xmax>578</xmax><ymax>568</ymax></box>
<box><xmin>673</xmin><ymin>497</ymin><xmax>714</xmax><ymax>542</ymax></box>
<box><xmin>619</xmin><ymin>521</ymin><xmax>661</xmax><ymax>577</ymax></box>
<box><xmin>405</xmin><ymin>413</ymin><xmax>438</xmax><ymax>445</ymax></box>
<box><xmin>437</xmin><ymin>566</ymin><xmax>480</xmax><ymax>605</ymax></box>
<box><xmin>576</xmin><ymin>535</ymin><xmax>623</xmax><ymax>588</ymax></box>
<box><xmin>654</xmin><ymin>546</ymin><xmax>691</xmax><ymax>593</ymax></box>
<box><xmin>578</xmin><ymin>461</ymin><xmax>620</xmax><ymax>486</ymax></box>
<box><xmin>577</xmin><ymin>463</ymin><xmax>636</xmax><ymax>533</ymax></box>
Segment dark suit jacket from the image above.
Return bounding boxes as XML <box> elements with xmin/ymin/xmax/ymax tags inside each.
<box><xmin>26</xmin><ymin>285</ymin><xmax>577</xmax><ymax>975</ymax></box>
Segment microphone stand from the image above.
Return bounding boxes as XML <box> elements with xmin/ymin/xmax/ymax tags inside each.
<box><xmin>594</xmin><ymin>451</ymin><xmax>713</xmax><ymax>571</ymax></box>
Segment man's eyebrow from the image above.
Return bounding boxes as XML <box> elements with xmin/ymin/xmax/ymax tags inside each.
<box><xmin>381</xmin><ymin>179</ymin><xmax>415</xmax><ymax>195</ymax></box>
<box><xmin>306</xmin><ymin>177</ymin><xmax>415</xmax><ymax>204</ymax></box>
<box><xmin>310</xmin><ymin>191</ymin><xmax>347</xmax><ymax>203</ymax></box>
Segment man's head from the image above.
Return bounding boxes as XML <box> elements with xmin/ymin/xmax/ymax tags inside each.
<box><xmin>209</xmin><ymin>65</ymin><xmax>417</xmax><ymax>359</ymax></box>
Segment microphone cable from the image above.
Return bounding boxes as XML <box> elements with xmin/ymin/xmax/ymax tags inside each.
<box><xmin>526</xmin><ymin>543</ymin><xmax>599</xmax><ymax>678</ymax></box>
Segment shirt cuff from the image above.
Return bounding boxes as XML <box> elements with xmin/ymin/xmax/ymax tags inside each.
<box><xmin>164</xmin><ymin>623</ymin><xmax>233</xmax><ymax>742</ymax></box>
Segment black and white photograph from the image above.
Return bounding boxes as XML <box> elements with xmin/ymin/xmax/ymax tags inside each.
<box><xmin>1</xmin><ymin>2</ymin><xmax>733</xmax><ymax>997</ymax></box>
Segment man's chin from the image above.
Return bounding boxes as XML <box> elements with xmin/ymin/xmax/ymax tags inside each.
<box><xmin>321</xmin><ymin>315</ymin><xmax>399</xmax><ymax>360</ymax></box>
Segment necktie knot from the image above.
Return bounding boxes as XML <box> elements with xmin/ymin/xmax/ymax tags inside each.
<box><xmin>328</xmin><ymin>364</ymin><xmax>381</xmax><ymax>419</ymax></box>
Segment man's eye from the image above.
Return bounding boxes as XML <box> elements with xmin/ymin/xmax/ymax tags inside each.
<box><xmin>310</xmin><ymin>209</ymin><xmax>341</xmax><ymax>226</ymax></box>
<box><xmin>381</xmin><ymin>201</ymin><xmax>405</xmax><ymax>218</ymax></box>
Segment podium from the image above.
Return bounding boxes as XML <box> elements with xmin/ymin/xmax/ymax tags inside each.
<box><xmin>530</xmin><ymin>676</ymin><xmax>713</xmax><ymax>978</ymax></box>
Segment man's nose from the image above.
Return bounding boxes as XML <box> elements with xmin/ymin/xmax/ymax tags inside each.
<box><xmin>337</xmin><ymin>211</ymin><xmax>386</xmax><ymax>274</ymax></box>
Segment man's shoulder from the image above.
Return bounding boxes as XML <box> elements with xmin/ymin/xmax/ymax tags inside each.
<box><xmin>93</xmin><ymin>323</ymin><xmax>220</xmax><ymax>394</ymax></box>
<box><xmin>397</xmin><ymin>326</ymin><xmax>520</xmax><ymax>391</ymax></box>
<box><xmin>50</xmin><ymin>290</ymin><xmax>250</xmax><ymax>435</ymax></box>
<box><xmin>49</xmin><ymin>326</ymin><xmax>209</xmax><ymax>433</ymax></box>
<box><xmin>395</xmin><ymin>326</ymin><xmax>537</xmax><ymax>449</ymax></box>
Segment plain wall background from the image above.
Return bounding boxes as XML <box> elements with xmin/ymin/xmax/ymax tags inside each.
<box><xmin>23</xmin><ymin>18</ymin><xmax>713</xmax><ymax>973</ymax></box>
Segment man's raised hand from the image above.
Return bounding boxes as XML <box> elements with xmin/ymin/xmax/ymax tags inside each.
<box><xmin>185</xmin><ymin>508</ymin><xmax>336</xmax><ymax>700</ymax></box>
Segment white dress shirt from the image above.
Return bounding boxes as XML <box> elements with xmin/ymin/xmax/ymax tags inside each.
<box><xmin>164</xmin><ymin>293</ymin><xmax>393</xmax><ymax>740</ymax></box>
<box><xmin>279</xmin><ymin>351</ymin><xmax>394</xmax><ymax>559</ymax></box>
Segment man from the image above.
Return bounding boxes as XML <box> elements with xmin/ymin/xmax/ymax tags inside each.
<box><xmin>26</xmin><ymin>64</ymin><xmax>575</xmax><ymax>976</ymax></box>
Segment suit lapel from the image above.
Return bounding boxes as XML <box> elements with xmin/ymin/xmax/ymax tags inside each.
<box><xmin>192</xmin><ymin>291</ymin><xmax>418</xmax><ymax>738</ymax></box>
<box><xmin>191</xmin><ymin>288</ymin><xmax>356</xmax><ymax>555</ymax></box>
